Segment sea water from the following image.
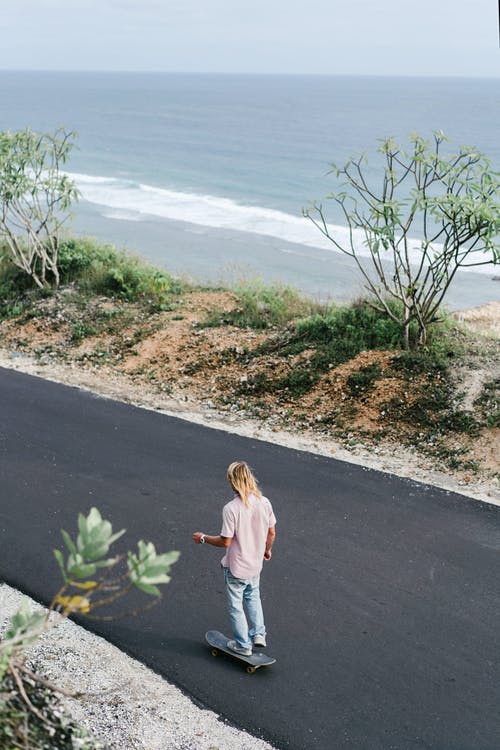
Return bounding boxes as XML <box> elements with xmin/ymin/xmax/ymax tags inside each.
<box><xmin>0</xmin><ymin>72</ymin><xmax>499</xmax><ymax>307</ymax></box>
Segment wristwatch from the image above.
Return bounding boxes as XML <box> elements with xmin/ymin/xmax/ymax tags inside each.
<box><xmin>200</xmin><ymin>534</ymin><xmax>206</xmax><ymax>544</ymax></box>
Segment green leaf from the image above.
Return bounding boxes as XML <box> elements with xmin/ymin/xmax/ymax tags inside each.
<box><xmin>155</xmin><ymin>550</ymin><xmax>181</xmax><ymax>567</ymax></box>
<box><xmin>67</xmin><ymin>551</ymin><xmax>98</xmax><ymax>578</ymax></box>
<box><xmin>77</xmin><ymin>511</ymin><xmax>88</xmax><ymax>539</ymax></box>
<box><xmin>53</xmin><ymin>548</ymin><xmax>69</xmax><ymax>582</ymax></box>
<box><xmin>133</xmin><ymin>581</ymin><xmax>162</xmax><ymax>597</ymax></box>
<box><xmin>61</xmin><ymin>529</ymin><xmax>77</xmax><ymax>556</ymax></box>
<box><xmin>75</xmin><ymin>507</ymin><xmax>126</xmax><ymax>561</ymax></box>
<box><xmin>86</xmin><ymin>507</ymin><xmax>103</xmax><ymax>531</ymax></box>
<box><xmin>127</xmin><ymin>542</ymin><xmax>180</xmax><ymax>596</ymax></box>
<box><xmin>68</xmin><ymin>562</ymin><xmax>98</xmax><ymax>579</ymax></box>
<box><xmin>4</xmin><ymin>599</ymin><xmax>46</xmax><ymax>650</ymax></box>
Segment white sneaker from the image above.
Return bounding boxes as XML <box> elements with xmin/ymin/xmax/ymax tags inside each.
<box><xmin>227</xmin><ymin>639</ymin><xmax>252</xmax><ymax>656</ymax></box>
<box><xmin>253</xmin><ymin>635</ymin><xmax>267</xmax><ymax>648</ymax></box>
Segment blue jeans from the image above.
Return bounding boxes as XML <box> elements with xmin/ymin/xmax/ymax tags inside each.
<box><xmin>223</xmin><ymin>567</ymin><xmax>266</xmax><ymax>651</ymax></box>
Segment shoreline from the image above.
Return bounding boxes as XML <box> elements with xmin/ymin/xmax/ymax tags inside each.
<box><xmin>1</xmin><ymin>349</ymin><xmax>498</xmax><ymax>507</ymax></box>
<box><xmin>71</xmin><ymin>201</ymin><xmax>500</xmax><ymax>311</ymax></box>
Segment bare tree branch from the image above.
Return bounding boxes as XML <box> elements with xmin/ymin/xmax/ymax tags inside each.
<box><xmin>0</xmin><ymin>128</ymin><xmax>78</xmax><ymax>288</ymax></box>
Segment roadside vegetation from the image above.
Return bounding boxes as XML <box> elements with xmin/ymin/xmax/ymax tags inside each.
<box><xmin>0</xmin><ymin>507</ymin><xmax>179</xmax><ymax>749</ymax></box>
<box><xmin>0</xmin><ymin>236</ymin><xmax>498</xmax><ymax>479</ymax></box>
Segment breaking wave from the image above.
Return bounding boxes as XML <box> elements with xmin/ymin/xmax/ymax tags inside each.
<box><xmin>68</xmin><ymin>172</ymin><xmax>491</xmax><ymax>275</ymax></box>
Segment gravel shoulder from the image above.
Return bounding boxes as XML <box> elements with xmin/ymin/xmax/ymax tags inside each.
<box><xmin>0</xmin><ymin>584</ymin><xmax>277</xmax><ymax>750</ymax></box>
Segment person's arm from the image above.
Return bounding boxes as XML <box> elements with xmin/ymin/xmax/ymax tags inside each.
<box><xmin>193</xmin><ymin>531</ymin><xmax>232</xmax><ymax>548</ymax></box>
<box><xmin>264</xmin><ymin>526</ymin><xmax>276</xmax><ymax>560</ymax></box>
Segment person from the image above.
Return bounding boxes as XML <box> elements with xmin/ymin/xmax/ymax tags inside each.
<box><xmin>193</xmin><ymin>461</ymin><xmax>276</xmax><ymax>656</ymax></box>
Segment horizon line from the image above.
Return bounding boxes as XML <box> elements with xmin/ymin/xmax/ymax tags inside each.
<box><xmin>0</xmin><ymin>68</ymin><xmax>499</xmax><ymax>80</ymax></box>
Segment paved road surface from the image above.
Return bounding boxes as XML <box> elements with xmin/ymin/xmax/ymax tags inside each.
<box><xmin>1</xmin><ymin>367</ymin><xmax>499</xmax><ymax>749</ymax></box>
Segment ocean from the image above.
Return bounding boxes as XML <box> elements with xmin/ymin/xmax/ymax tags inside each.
<box><xmin>0</xmin><ymin>71</ymin><xmax>499</xmax><ymax>308</ymax></box>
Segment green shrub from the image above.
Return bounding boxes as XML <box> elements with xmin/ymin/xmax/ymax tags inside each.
<box><xmin>474</xmin><ymin>378</ymin><xmax>500</xmax><ymax>428</ymax></box>
<box><xmin>347</xmin><ymin>363</ymin><xmax>382</xmax><ymax>396</ymax></box>
<box><xmin>0</xmin><ymin>673</ymin><xmax>103</xmax><ymax>750</ymax></box>
<box><xmin>1</xmin><ymin>238</ymin><xmax>187</xmax><ymax>315</ymax></box>
<box><xmin>0</xmin><ymin>246</ymin><xmax>37</xmax><ymax>318</ymax></box>
<box><xmin>296</xmin><ymin>301</ymin><xmax>410</xmax><ymax>350</ymax></box>
<box><xmin>277</xmin><ymin>367</ymin><xmax>319</xmax><ymax>396</ymax></box>
<box><xmin>70</xmin><ymin>320</ymin><xmax>98</xmax><ymax>342</ymax></box>
<box><xmin>57</xmin><ymin>238</ymin><xmax>186</xmax><ymax>309</ymax></box>
<box><xmin>56</xmin><ymin>237</ymin><xmax>98</xmax><ymax>280</ymax></box>
<box><xmin>204</xmin><ymin>279</ymin><xmax>316</xmax><ymax>329</ymax></box>
<box><xmin>263</xmin><ymin>300</ymin><xmax>409</xmax><ymax>376</ymax></box>
<box><xmin>391</xmin><ymin>350</ymin><xmax>448</xmax><ymax>377</ymax></box>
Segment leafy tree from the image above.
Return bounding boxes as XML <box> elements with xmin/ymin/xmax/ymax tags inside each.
<box><xmin>0</xmin><ymin>128</ymin><xmax>79</xmax><ymax>289</ymax></box>
<box><xmin>0</xmin><ymin>507</ymin><xmax>179</xmax><ymax>747</ymax></box>
<box><xmin>305</xmin><ymin>132</ymin><xmax>500</xmax><ymax>348</ymax></box>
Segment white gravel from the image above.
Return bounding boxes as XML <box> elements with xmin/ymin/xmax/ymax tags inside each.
<box><xmin>0</xmin><ymin>584</ymin><xmax>276</xmax><ymax>750</ymax></box>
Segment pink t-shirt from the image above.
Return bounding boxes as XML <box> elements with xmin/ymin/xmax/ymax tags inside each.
<box><xmin>220</xmin><ymin>493</ymin><xmax>277</xmax><ymax>579</ymax></box>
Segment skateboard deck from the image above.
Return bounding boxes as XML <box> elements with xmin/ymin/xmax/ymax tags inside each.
<box><xmin>205</xmin><ymin>630</ymin><xmax>276</xmax><ymax>673</ymax></box>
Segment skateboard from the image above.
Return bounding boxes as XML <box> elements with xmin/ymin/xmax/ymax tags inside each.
<box><xmin>205</xmin><ymin>630</ymin><xmax>276</xmax><ymax>674</ymax></box>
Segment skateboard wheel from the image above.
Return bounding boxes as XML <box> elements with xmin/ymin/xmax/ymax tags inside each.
<box><xmin>246</xmin><ymin>666</ymin><xmax>256</xmax><ymax>674</ymax></box>
<box><xmin>211</xmin><ymin>648</ymin><xmax>219</xmax><ymax>657</ymax></box>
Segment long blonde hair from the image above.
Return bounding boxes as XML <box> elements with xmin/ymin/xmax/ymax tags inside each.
<box><xmin>227</xmin><ymin>461</ymin><xmax>262</xmax><ymax>508</ymax></box>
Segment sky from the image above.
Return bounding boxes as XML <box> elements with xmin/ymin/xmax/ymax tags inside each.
<box><xmin>0</xmin><ymin>0</ymin><xmax>499</xmax><ymax>77</ymax></box>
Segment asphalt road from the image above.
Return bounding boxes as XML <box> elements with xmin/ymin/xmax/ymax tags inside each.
<box><xmin>1</xmin><ymin>366</ymin><xmax>499</xmax><ymax>749</ymax></box>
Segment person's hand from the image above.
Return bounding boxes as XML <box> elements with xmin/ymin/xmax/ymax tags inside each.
<box><xmin>264</xmin><ymin>549</ymin><xmax>272</xmax><ymax>560</ymax></box>
<box><xmin>193</xmin><ymin>532</ymin><xmax>204</xmax><ymax>544</ymax></box>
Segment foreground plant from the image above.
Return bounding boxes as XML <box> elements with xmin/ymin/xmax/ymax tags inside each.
<box><xmin>0</xmin><ymin>672</ymin><xmax>104</xmax><ymax>750</ymax></box>
<box><xmin>305</xmin><ymin>131</ymin><xmax>500</xmax><ymax>348</ymax></box>
<box><xmin>0</xmin><ymin>506</ymin><xmax>179</xmax><ymax>748</ymax></box>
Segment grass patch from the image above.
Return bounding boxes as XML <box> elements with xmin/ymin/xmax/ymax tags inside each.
<box><xmin>346</xmin><ymin>363</ymin><xmax>382</xmax><ymax>397</ymax></box>
<box><xmin>0</xmin><ymin>238</ymin><xmax>189</xmax><ymax>318</ymax></box>
<box><xmin>408</xmin><ymin>387</ymin><xmax>476</xmax><ymax>433</ymax></box>
<box><xmin>276</xmin><ymin>367</ymin><xmax>320</xmax><ymax>397</ymax></box>
<box><xmin>202</xmin><ymin>279</ymin><xmax>317</xmax><ymax>329</ymax></box>
<box><xmin>240</xmin><ymin>301</ymin><xmax>463</xmax><ymax>403</ymax></box>
<box><xmin>57</xmin><ymin>238</ymin><xmax>187</xmax><ymax>310</ymax></box>
<box><xmin>70</xmin><ymin>320</ymin><xmax>98</xmax><ymax>342</ymax></box>
<box><xmin>474</xmin><ymin>378</ymin><xmax>500</xmax><ymax>428</ymax></box>
<box><xmin>241</xmin><ymin>366</ymin><xmax>320</xmax><ymax>399</ymax></box>
<box><xmin>383</xmin><ymin>370</ymin><xmax>479</xmax><ymax>438</ymax></box>
<box><xmin>295</xmin><ymin>300</ymin><xmax>406</xmax><ymax>349</ymax></box>
<box><xmin>0</xmin><ymin>249</ymin><xmax>39</xmax><ymax>319</ymax></box>
<box><xmin>390</xmin><ymin>350</ymin><xmax>448</xmax><ymax>377</ymax></box>
<box><xmin>259</xmin><ymin>299</ymin><xmax>410</xmax><ymax>371</ymax></box>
